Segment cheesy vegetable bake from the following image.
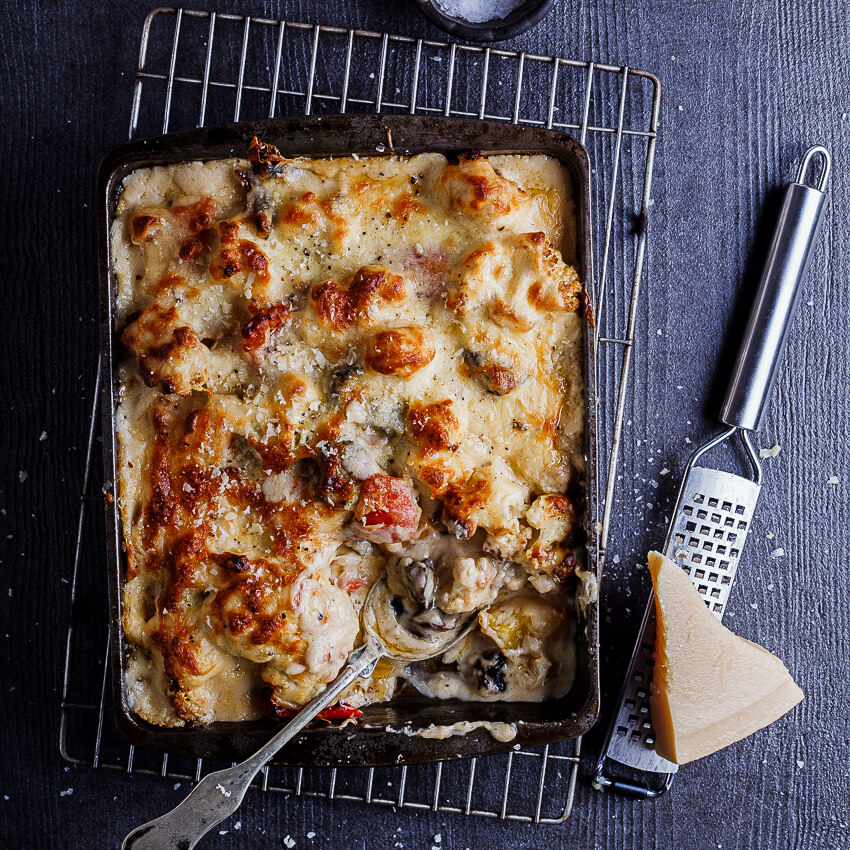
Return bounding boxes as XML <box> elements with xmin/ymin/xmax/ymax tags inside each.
<box><xmin>111</xmin><ymin>138</ymin><xmax>587</xmax><ymax>727</ymax></box>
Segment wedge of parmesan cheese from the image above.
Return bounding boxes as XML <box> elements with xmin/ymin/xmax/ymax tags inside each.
<box><xmin>648</xmin><ymin>551</ymin><xmax>803</xmax><ymax>764</ymax></box>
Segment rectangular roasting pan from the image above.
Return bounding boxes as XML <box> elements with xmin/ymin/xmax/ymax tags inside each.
<box><xmin>98</xmin><ymin>114</ymin><xmax>599</xmax><ymax>767</ymax></box>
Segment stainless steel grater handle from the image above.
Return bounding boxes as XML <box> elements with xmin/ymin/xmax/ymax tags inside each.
<box><xmin>720</xmin><ymin>146</ymin><xmax>831</xmax><ymax>431</ymax></box>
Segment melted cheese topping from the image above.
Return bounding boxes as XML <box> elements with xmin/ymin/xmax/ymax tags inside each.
<box><xmin>392</xmin><ymin>721</ymin><xmax>518</xmax><ymax>742</ymax></box>
<box><xmin>112</xmin><ymin>143</ymin><xmax>585</xmax><ymax>726</ymax></box>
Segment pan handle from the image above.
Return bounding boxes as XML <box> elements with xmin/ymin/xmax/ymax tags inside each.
<box><xmin>720</xmin><ymin>146</ymin><xmax>830</xmax><ymax>431</ymax></box>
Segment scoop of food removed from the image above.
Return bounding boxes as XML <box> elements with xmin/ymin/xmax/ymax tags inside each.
<box><xmin>648</xmin><ymin>551</ymin><xmax>803</xmax><ymax>765</ymax></box>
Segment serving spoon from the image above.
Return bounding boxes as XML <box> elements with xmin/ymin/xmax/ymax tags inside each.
<box><xmin>122</xmin><ymin>575</ymin><xmax>479</xmax><ymax>849</ymax></box>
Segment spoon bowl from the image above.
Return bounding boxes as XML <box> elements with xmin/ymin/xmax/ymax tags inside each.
<box><xmin>362</xmin><ymin>572</ymin><xmax>479</xmax><ymax>662</ymax></box>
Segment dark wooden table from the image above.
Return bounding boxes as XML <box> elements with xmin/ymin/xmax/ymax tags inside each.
<box><xmin>2</xmin><ymin>1</ymin><xmax>848</xmax><ymax>847</ymax></box>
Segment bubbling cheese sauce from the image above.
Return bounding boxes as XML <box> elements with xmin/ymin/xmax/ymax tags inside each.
<box><xmin>112</xmin><ymin>141</ymin><xmax>586</xmax><ymax>726</ymax></box>
<box><xmin>390</xmin><ymin>721</ymin><xmax>518</xmax><ymax>742</ymax></box>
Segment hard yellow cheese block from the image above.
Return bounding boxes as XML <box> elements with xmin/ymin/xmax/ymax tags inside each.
<box><xmin>648</xmin><ymin>551</ymin><xmax>803</xmax><ymax>764</ymax></box>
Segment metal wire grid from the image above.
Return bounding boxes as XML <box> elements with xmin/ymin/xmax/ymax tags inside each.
<box><xmin>59</xmin><ymin>6</ymin><xmax>661</xmax><ymax>826</ymax></box>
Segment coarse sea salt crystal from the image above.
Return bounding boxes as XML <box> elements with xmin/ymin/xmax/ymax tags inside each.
<box><xmin>436</xmin><ymin>0</ymin><xmax>524</xmax><ymax>23</ymax></box>
<box><xmin>759</xmin><ymin>444</ymin><xmax>781</xmax><ymax>459</ymax></box>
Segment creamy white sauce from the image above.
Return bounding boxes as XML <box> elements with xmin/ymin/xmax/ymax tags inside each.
<box><xmin>576</xmin><ymin>568</ymin><xmax>598</xmax><ymax>618</ymax></box>
<box><xmin>113</xmin><ymin>151</ymin><xmax>585</xmax><ymax>726</ymax></box>
<box><xmin>388</xmin><ymin>720</ymin><xmax>517</xmax><ymax>742</ymax></box>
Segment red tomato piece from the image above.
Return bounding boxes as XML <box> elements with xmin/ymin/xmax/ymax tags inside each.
<box><xmin>352</xmin><ymin>475</ymin><xmax>418</xmax><ymax>544</ymax></box>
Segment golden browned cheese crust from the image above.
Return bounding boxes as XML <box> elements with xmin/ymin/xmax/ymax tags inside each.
<box><xmin>112</xmin><ymin>144</ymin><xmax>585</xmax><ymax>726</ymax></box>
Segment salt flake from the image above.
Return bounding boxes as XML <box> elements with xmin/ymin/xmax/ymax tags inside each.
<box><xmin>435</xmin><ymin>0</ymin><xmax>524</xmax><ymax>23</ymax></box>
<box><xmin>759</xmin><ymin>444</ymin><xmax>781</xmax><ymax>459</ymax></box>
<box><xmin>770</xmin><ymin>547</ymin><xmax>786</xmax><ymax>558</ymax></box>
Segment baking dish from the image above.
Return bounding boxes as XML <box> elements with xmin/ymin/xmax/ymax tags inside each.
<box><xmin>98</xmin><ymin>114</ymin><xmax>599</xmax><ymax>766</ymax></box>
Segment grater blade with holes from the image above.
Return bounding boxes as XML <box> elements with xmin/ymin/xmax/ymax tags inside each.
<box><xmin>593</xmin><ymin>146</ymin><xmax>831</xmax><ymax>796</ymax></box>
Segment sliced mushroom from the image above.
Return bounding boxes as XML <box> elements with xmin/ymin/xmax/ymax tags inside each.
<box><xmin>474</xmin><ymin>647</ymin><xmax>508</xmax><ymax>693</ymax></box>
<box><xmin>394</xmin><ymin>557</ymin><xmax>437</xmax><ymax>610</ymax></box>
<box><xmin>410</xmin><ymin>607</ymin><xmax>462</xmax><ymax>632</ymax></box>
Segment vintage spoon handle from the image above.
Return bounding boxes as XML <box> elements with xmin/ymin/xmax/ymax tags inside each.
<box><xmin>122</xmin><ymin>640</ymin><xmax>383</xmax><ymax>850</ymax></box>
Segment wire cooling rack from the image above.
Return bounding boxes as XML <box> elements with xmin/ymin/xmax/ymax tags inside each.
<box><xmin>60</xmin><ymin>7</ymin><xmax>661</xmax><ymax>825</ymax></box>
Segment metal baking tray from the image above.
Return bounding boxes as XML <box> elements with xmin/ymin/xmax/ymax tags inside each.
<box><xmin>98</xmin><ymin>114</ymin><xmax>599</xmax><ymax>767</ymax></box>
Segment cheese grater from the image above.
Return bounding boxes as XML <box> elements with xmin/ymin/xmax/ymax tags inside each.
<box><xmin>593</xmin><ymin>146</ymin><xmax>831</xmax><ymax>796</ymax></box>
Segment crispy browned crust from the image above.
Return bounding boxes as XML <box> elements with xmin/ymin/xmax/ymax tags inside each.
<box><xmin>408</xmin><ymin>400</ymin><xmax>461</xmax><ymax>453</ymax></box>
<box><xmin>241</xmin><ymin>304</ymin><xmax>290</xmax><ymax>353</ymax></box>
<box><xmin>248</xmin><ymin>135</ymin><xmax>283</xmax><ymax>164</ymax></box>
<box><xmin>436</xmin><ymin>151</ymin><xmax>531</xmax><ymax>221</ymax></box>
<box><xmin>131</xmin><ymin>213</ymin><xmax>162</xmax><ymax>243</ymax></box>
<box><xmin>209</xmin><ymin>221</ymin><xmax>270</xmax><ymax>283</ymax></box>
<box><xmin>311</xmin><ymin>266</ymin><xmax>406</xmax><ymax>332</ymax></box>
<box><xmin>172</xmin><ymin>198</ymin><xmax>217</xmax><ymax>232</ymax></box>
<box><xmin>364</xmin><ymin>326</ymin><xmax>436</xmax><ymax>378</ymax></box>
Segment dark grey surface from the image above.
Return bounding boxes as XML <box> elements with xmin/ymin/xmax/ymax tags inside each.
<box><xmin>1</xmin><ymin>1</ymin><xmax>848</xmax><ymax>848</ymax></box>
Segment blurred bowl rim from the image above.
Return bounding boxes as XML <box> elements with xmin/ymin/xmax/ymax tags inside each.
<box><xmin>412</xmin><ymin>0</ymin><xmax>558</xmax><ymax>42</ymax></box>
